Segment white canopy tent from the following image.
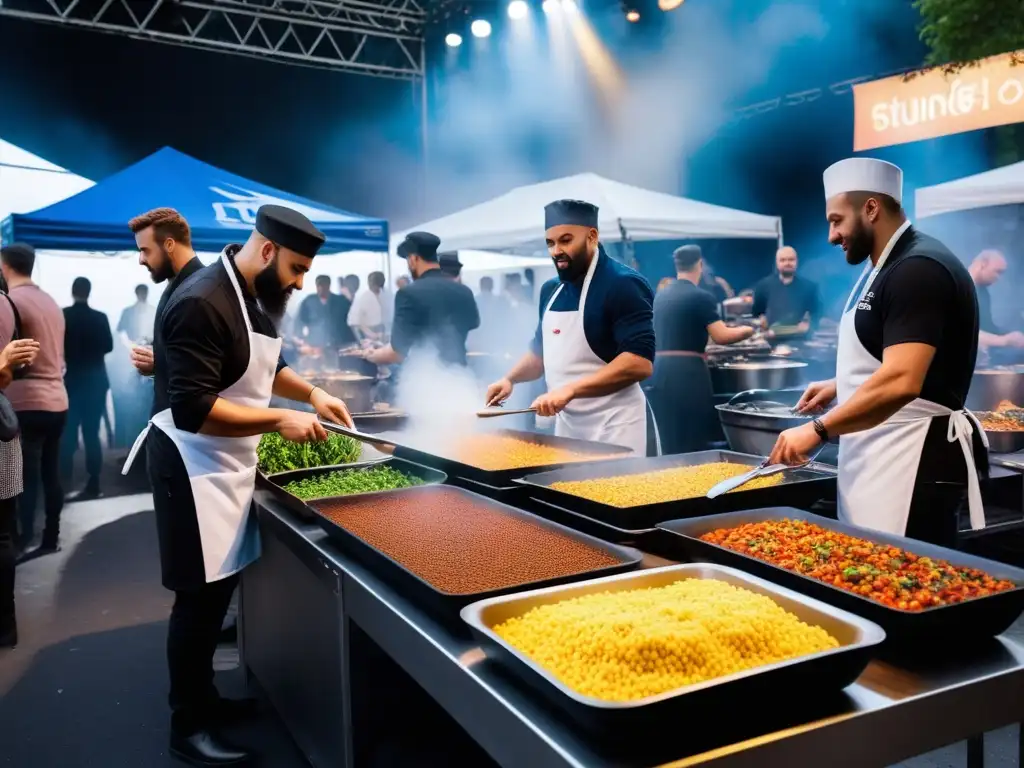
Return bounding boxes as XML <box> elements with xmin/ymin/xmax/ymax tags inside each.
<box><xmin>392</xmin><ymin>172</ymin><xmax>784</xmax><ymax>253</ymax></box>
<box><xmin>0</xmin><ymin>138</ymin><xmax>93</xmax><ymax>228</ymax></box>
<box><xmin>915</xmin><ymin>160</ymin><xmax>1024</xmax><ymax>219</ymax></box>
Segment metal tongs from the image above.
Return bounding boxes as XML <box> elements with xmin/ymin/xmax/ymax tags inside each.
<box><xmin>476</xmin><ymin>404</ymin><xmax>537</xmax><ymax>418</ymax></box>
<box><xmin>319</xmin><ymin>420</ymin><xmax>397</xmax><ymax>453</ymax></box>
<box><xmin>706</xmin><ymin>446</ymin><xmax>826</xmax><ymax>499</ymax></box>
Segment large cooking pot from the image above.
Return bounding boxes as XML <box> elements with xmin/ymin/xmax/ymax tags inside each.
<box><xmin>308</xmin><ymin>373</ymin><xmax>375</xmax><ymax>414</ymax></box>
<box><xmin>967</xmin><ymin>367</ymin><xmax>1024</xmax><ymax>411</ymax></box>
<box><xmin>715</xmin><ymin>389</ymin><xmax>838</xmax><ymax>465</ymax></box>
<box><xmin>709</xmin><ymin>358</ymin><xmax>808</xmax><ymax>395</ymax></box>
<box><xmin>974</xmin><ymin>410</ymin><xmax>1024</xmax><ymax>453</ymax></box>
<box><xmin>335</xmin><ymin>353</ymin><xmax>378</xmax><ymax>378</ymax></box>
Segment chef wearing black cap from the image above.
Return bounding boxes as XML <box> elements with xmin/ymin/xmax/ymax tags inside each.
<box><xmin>366</xmin><ymin>232</ymin><xmax>479</xmax><ymax>367</ymax></box>
<box><xmin>122</xmin><ymin>205</ymin><xmax>355</xmax><ymax>766</ymax></box>
<box><xmin>485</xmin><ymin>200</ymin><xmax>658</xmax><ymax>455</ymax></box>
<box><xmin>439</xmin><ymin>251</ymin><xmax>464</xmax><ymax>282</ymax></box>
<box><xmin>650</xmin><ymin>245</ymin><xmax>755</xmax><ymax>454</ymax></box>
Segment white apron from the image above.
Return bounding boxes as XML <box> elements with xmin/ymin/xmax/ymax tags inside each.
<box><xmin>541</xmin><ymin>248</ymin><xmax>656</xmax><ymax>456</ymax></box>
<box><xmin>836</xmin><ymin>223</ymin><xmax>986</xmax><ymax>536</ymax></box>
<box><xmin>122</xmin><ymin>251</ymin><xmax>282</xmax><ymax>583</ymax></box>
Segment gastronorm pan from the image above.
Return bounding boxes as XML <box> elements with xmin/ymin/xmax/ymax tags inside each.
<box><xmin>380</xmin><ymin>427</ymin><xmax>633</xmax><ymax>486</ymax></box>
<box><xmin>308</xmin><ymin>485</ymin><xmax>643</xmax><ymax>621</ymax></box>
<box><xmin>257</xmin><ymin>457</ymin><xmax>446</xmax><ymax>521</ymax></box>
<box><xmin>462</xmin><ymin>563</ymin><xmax>883</xmax><ymax>732</ymax></box>
<box><xmin>515</xmin><ymin>450</ymin><xmax>837</xmax><ymax>530</ymax></box>
<box><xmin>657</xmin><ymin>507</ymin><xmax>1024</xmax><ymax>645</ymax></box>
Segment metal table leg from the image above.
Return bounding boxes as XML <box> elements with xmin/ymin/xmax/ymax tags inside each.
<box><xmin>966</xmin><ymin>734</ymin><xmax>984</xmax><ymax>768</ymax></box>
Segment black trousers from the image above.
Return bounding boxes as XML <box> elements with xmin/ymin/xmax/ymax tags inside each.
<box><xmin>167</xmin><ymin>574</ymin><xmax>239</xmax><ymax>733</ymax></box>
<box><xmin>647</xmin><ymin>356</ymin><xmax>718</xmax><ymax>456</ymax></box>
<box><xmin>61</xmin><ymin>383</ymin><xmax>107</xmax><ymax>488</ymax></box>
<box><xmin>0</xmin><ymin>495</ymin><xmax>17</xmax><ymax>631</ymax></box>
<box><xmin>16</xmin><ymin>410</ymin><xmax>67</xmax><ymax>549</ymax></box>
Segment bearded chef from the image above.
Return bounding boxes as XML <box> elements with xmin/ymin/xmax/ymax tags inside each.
<box><xmin>485</xmin><ymin>199</ymin><xmax>659</xmax><ymax>456</ymax></box>
<box><xmin>770</xmin><ymin>158</ymin><xmax>987</xmax><ymax>547</ymax></box>
<box><xmin>122</xmin><ymin>205</ymin><xmax>354</xmax><ymax>767</ymax></box>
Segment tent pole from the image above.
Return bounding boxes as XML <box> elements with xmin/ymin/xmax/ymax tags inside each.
<box><xmin>419</xmin><ymin>48</ymin><xmax>429</xmax><ymax>210</ymax></box>
<box><xmin>776</xmin><ymin>219</ymin><xmax>784</xmax><ymax>249</ymax></box>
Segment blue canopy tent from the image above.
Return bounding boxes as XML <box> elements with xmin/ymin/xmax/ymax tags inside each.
<box><xmin>1</xmin><ymin>146</ymin><xmax>388</xmax><ymax>253</ymax></box>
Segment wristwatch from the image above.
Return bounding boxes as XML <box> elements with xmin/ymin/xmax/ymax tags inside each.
<box><xmin>811</xmin><ymin>418</ymin><xmax>829</xmax><ymax>442</ymax></box>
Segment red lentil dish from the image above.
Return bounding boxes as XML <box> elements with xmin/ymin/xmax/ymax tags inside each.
<box><xmin>313</xmin><ymin>486</ymin><xmax>624</xmax><ymax>594</ymax></box>
<box><xmin>700</xmin><ymin>519</ymin><xmax>1017</xmax><ymax>611</ymax></box>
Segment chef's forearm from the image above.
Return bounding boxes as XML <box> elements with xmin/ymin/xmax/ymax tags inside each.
<box><xmin>506</xmin><ymin>351</ymin><xmax>544</xmax><ymax>384</ymax></box>
<box><xmin>198</xmin><ymin>398</ymin><xmax>288</xmax><ymax>437</ymax></box>
<box><xmin>568</xmin><ymin>352</ymin><xmax>652</xmax><ymax>399</ymax></box>
<box><xmin>373</xmin><ymin>344</ymin><xmax>404</xmax><ymax>365</ymax></box>
<box><xmin>820</xmin><ymin>366</ymin><xmax>918</xmax><ymax>437</ymax></box>
<box><xmin>979</xmin><ymin>330</ymin><xmax>1005</xmax><ymax>348</ymax></box>
<box><xmin>273</xmin><ymin>366</ymin><xmax>316</xmax><ymax>402</ymax></box>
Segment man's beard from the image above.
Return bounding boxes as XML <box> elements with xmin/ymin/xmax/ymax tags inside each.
<box><xmin>844</xmin><ymin>219</ymin><xmax>875</xmax><ymax>266</ymax></box>
<box><xmin>554</xmin><ymin>243</ymin><xmax>590</xmax><ymax>282</ymax></box>
<box><xmin>147</xmin><ymin>246</ymin><xmax>175</xmax><ymax>283</ymax></box>
<box><xmin>254</xmin><ymin>257</ymin><xmax>293</xmax><ymax>320</ymax></box>
<box><xmin>778</xmin><ymin>268</ymin><xmax>795</xmax><ymax>279</ymax></box>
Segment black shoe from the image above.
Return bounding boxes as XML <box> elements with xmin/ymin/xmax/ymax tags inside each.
<box><xmin>218</xmin><ymin>617</ymin><xmax>237</xmax><ymax>645</ymax></box>
<box><xmin>212</xmin><ymin>697</ymin><xmax>260</xmax><ymax>725</ymax></box>
<box><xmin>169</xmin><ymin>729</ymin><xmax>251</xmax><ymax>766</ymax></box>
<box><xmin>0</xmin><ymin>622</ymin><xmax>17</xmax><ymax>649</ymax></box>
<box><xmin>15</xmin><ymin>544</ymin><xmax>61</xmax><ymax>566</ymax></box>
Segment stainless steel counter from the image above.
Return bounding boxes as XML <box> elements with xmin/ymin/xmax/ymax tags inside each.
<box><xmin>242</xmin><ymin>493</ymin><xmax>1024</xmax><ymax>768</ymax></box>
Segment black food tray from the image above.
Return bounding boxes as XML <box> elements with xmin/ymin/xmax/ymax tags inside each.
<box><xmin>257</xmin><ymin>458</ymin><xmax>446</xmax><ymax>521</ymax></box>
<box><xmin>381</xmin><ymin>427</ymin><xmax>633</xmax><ymax>486</ymax></box>
<box><xmin>516</xmin><ymin>450</ymin><xmax>837</xmax><ymax>530</ymax></box>
<box><xmin>657</xmin><ymin>507</ymin><xmax>1024</xmax><ymax>645</ymax></box>
<box><xmin>307</xmin><ymin>485</ymin><xmax>643</xmax><ymax>621</ymax></box>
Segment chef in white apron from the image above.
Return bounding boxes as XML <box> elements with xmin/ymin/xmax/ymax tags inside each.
<box><xmin>485</xmin><ymin>199</ymin><xmax>659</xmax><ymax>456</ymax></box>
<box><xmin>122</xmin><ymin>205</ymin><xmax>354</xmax><ymax>766</ymax></box>
<box><xmin>769</xmin><ymin>158</ymin><xmax>987</xmax><ymax>548</ymax></box>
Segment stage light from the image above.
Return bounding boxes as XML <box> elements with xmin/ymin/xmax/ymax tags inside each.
<box><xmin>625</xmin><ymin>8</ymin><xmax>639</xmax><ymax>21</ymax></box>
<box><xmin>445</xmin><ymin>32</ymin><xmax>463</xmax><ymax>46</ymax></box>
<box><xmin>470</xmin><ymin>19</ymin><xmax>492</xmax><ymax>37</ymax></box>
<box><xmin>658</xmin><ymin>0</ymin><xmax>684</xmax><ymax>8</ymax></box>
<box><xmin>561</xmin><ymin>0</ymin><xmax>577</xmax><ymax>11</ymax></box>
<box><xmin>541</xmin><ymin>0</ymin><xmax>557</xmax><ymax>12</ymax></box>
<box><xmin>508</xmin><ymin>0</ymin><xmax>528</xmax><ymax>19</ymax></box>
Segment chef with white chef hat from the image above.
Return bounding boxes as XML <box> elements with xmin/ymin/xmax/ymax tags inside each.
<box><xmin>770</xmin><ymin>157</ymin><xmax>987</xmax><ymax>547</ymax></box>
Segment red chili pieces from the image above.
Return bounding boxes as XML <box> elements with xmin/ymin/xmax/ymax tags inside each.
<box><xmin>313</xmin><ymin>486</ymin><xmax>623</xmax><ymax>594</ymax></box>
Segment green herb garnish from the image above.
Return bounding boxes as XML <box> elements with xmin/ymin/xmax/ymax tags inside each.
<box><xmin>284</xmin><ymin>465</ymin><xmax>423</xmax><ymax>500</ymax></box>
<box><xmin>257</xmin><ymin>432</ymin><xmax>362</xmax><ymax>475</ymax></box>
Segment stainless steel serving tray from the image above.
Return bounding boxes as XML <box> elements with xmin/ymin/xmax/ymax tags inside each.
<box><xmin>657</xmin><ymin>507</ymin><xmax>1024</xmax><ymax>645</ymax></box>
<box><xmin>515</xmin><ymin>450</ymin><xmax>837</xmax><ymax>530</ymax></box>
<box><xmin>462</xmin><ymin>563</ymin><xmax>884</xmax><ymax>732</ymax></box>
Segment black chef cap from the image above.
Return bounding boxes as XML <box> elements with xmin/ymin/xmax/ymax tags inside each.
<box><xmin>397</xmin><ymin>231</ymin><xmax>441</xmax><ymax>262</ymax></box>
<box><xmin>439</xmin><ymin>251</ymin><xmax>462</xmax><ymax>276</ymax></box>
<box><xmin>544</xmin><ymin>199</ymin><xmax>598</xmax><ymax>230</ymax></box>
<box><xmin>673</xmin><ymin>244</ymin><xmax>702</xmax><ymax>270</ymax></box>
<box><xmin>255</xmin><ymin>205</ymin><xmax>326</xmax><ymax>258</ymax></box>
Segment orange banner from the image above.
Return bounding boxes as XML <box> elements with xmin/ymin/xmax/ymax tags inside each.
<box><xmin>853</xmin><ymin>51</ymin><xmax>1024</xmax><ymax>151</ymax></box>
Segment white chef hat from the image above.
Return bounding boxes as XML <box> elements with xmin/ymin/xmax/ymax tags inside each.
<box><xmin>822</xmin><ymin>158</ymin><xmax>903</xmax><ymax>204</ymax></box>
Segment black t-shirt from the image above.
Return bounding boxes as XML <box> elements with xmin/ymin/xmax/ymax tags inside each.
<box><xmin>852</xmin><ymin>227</ymin><xmax>978</xmax><ymax>411</ymax></box>
<box><xmin>752</xmin><ymin>274</ymin><xmax>820</xmax><ymax>327</ymax></box>
<box><xmin>151</xmin><ymin>256</ymin><xmax>204</xmax><ymax>417</ymax></box>
<box><xmin>158</xmin><ymin>248</ymin><xmax>287</xmax><ymax>433</ymax></box>
<box><xmin>653</xmin><ymin>280</ymin><xmax>720</xmax><ymax>354</ymax></box>
<box><xmin>391</xmin><ymin>268</ymin><xmax>480</xmax><ymax>366</ymax></box>
<box><xmin>975</xmin><ymin>284</ymin><xmax>1001</xmax><ymax>335</ymax></box>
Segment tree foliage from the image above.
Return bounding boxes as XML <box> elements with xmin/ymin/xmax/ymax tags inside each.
<box><xmin>914</xmin><ymin>0</ymin><xmax>1024</xmax><ymax>72</ymax></box>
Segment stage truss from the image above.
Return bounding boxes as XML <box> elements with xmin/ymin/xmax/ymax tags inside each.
<box><xmin>0</xmin><ymin>0</ymin><xmax>428</xmax><ymax>79</ymax></box>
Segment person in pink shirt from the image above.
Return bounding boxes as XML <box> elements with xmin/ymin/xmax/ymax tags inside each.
<box><xmin>0</xmin><ymin>244</ymin><xmax>69</xmax><ymax>562</ymax></box>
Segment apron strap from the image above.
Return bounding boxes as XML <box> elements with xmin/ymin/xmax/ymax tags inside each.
<box><xmin>121</xmin><ymin>422</ymin><xmax>152</xmax><ymax>475</ymax></box>
<box><xmin>220</xmin><ymin>252</ymin><xmax>254</xmax><ymax>334</ymax></box>
<box><xmin>947</xmin><ymin>411</ymin><xmax>987</xmax><ymax>530</ymax></box>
